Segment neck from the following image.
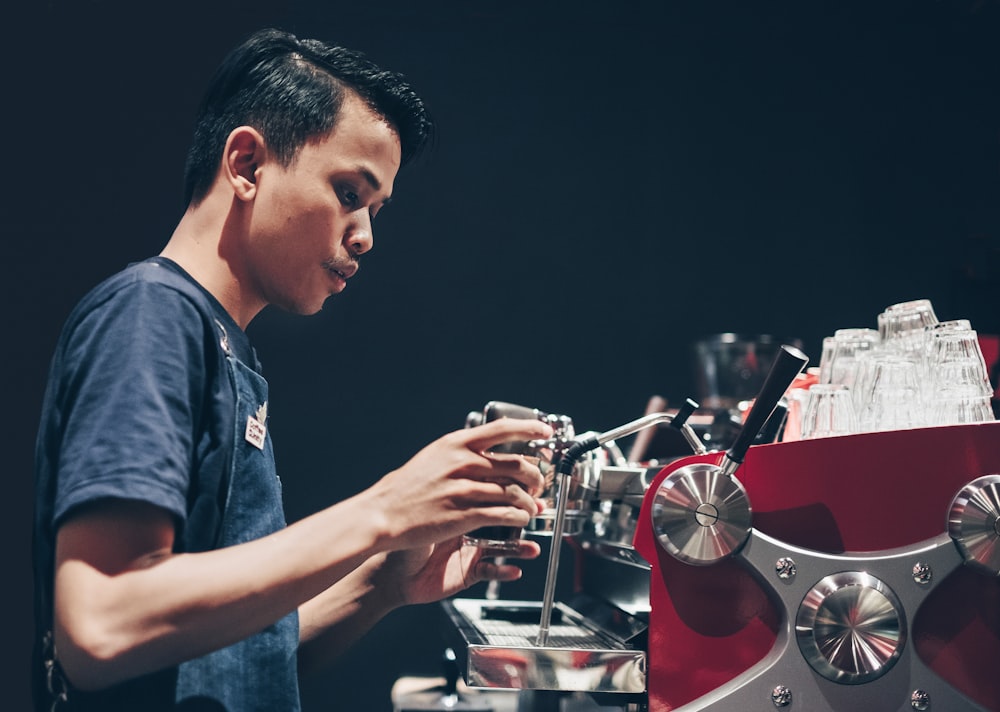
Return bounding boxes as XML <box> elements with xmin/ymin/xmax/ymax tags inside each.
<box><xmin>161</xmin><ymin>194</ymin><xmax>265</xmax><ymax>330</ymax></box>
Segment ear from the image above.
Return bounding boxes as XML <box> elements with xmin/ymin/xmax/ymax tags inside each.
<box><xmin>222</xmin><ymin>126</ymin><xmax>267</xmax><ymax>202</ymax></box>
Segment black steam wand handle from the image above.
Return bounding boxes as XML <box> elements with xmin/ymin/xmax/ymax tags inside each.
<box><xmin>720</xmin><ymin>344</ymin><xmax>808</xmax><ymax>478</ymax></box>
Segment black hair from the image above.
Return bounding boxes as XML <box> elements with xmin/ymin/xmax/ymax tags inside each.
<box><xmin>183</xmin><ymin>28</ymin><xmax>434</xmax><ymax>206</ymax></box>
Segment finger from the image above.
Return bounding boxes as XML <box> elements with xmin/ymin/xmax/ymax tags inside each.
<box><xmin>462</xmin><ymin>541</ymin><xmax>541</xmax><ymax>587</ymax></box>
<box><xmin>463</xmin><ymin>418</ymin><xmax>554</xmax><ymax>453</ymax></box>
<box><xmin>472</xmin><ymin>559</ymin><xmax>523</xmax><ymax>583</ymax></box>
<box><xmin>462</xmin><ymin>481</ymin><xmax>541</xmax><ymax>516</ymax></box>
<box><xmin>471</xmin><ymin>554</ymin><xmax>539</xmax><ymax>583</ymax></box>
<box><xmin>472</xmin><ymin>453</ymin><xmax>545</xmax><ymax>496</ymax></box>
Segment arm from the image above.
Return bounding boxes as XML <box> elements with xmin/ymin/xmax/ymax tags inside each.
<box><xmin>296</xmin><ymin>528</ymin><xmax>541</xmax><ymax>675</ymax></box>
<box><xmin>53</xmin><ymin>418</ymin><xmax>549</xmax><ymax>690</ymax></box>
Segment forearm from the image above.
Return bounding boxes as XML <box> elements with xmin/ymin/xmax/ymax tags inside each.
<box><xmin>55</xmin><ymin>490</ymin><xmax>390</xmax><ymax>690</ymax></box>
<box><xmin>296</xmin><ymin>553</ymin><xmax>403</xmax><ymax>676</ymax></box>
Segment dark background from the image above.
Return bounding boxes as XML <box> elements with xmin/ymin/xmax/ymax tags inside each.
<box><xmin>5</xmin><ymin>1</ymin><xmax>1000</xmax><ymax>710</ymax></box>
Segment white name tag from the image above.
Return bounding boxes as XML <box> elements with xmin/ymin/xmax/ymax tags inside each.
<box><xmin>245</xmin><ymin>402</ymin><xmax>268</xmax><ymax>450</ymax></box>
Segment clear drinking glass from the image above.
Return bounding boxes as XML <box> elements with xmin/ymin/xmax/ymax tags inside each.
<box><xmin>817</xmin><ymin>301</ymin><xmax>994</xmax><ymax>430</ymax></box>
<box><xmin>878</xmin><ymin>299</ymin><xmax>939</xmax><ymax>355</ymax></box>
<box><xmin>919</xmin><ymin>326</ymin><xmax>995</xmax><ymax>425</ymax></box>
<box><xmin>800</xmin><ymin>384</ymin><xmax>858</xmax><ymax>439</ymax></box>
<box><xmin>923</xmin><ymin>319</ymin><xmax>972</xmax><ymax>339</ymax></box>
<box><xmin>817</xmin><ymin>336</ymin><xmax>837</xmax><ymax>385</ymax></box>
<box><xmin>923</xmin><ymin>328</ymin><xmax>993</xmax><ymax>394</ymax></box>
<box><xmin>462</xmin><ymin>405</ymin><xmax>567</xmax><ymax>551</ymax></box>
<box><xmin>927</xmin><ymin>386</ymin><xmax>995</xmax><ymax>426</ymax></box>
<box><xmin>824</xmin><ymin>328</ymin><xmax>880</xmax><ymax>390</ymax></box>
<box><xmin>857</xmin><ymin>355</ymin><xmax>924</xmax><ymax>432</ymax></box>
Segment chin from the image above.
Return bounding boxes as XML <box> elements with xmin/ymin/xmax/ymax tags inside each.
<box><xmin>302</xmin><ymin>301</ymin><xmax>330</xmax><ymax>316</ymax></box>
<box><xmin>274</xmin><ymin>295</ymin><xmax>329</xmax><ymax>317</ymax></box>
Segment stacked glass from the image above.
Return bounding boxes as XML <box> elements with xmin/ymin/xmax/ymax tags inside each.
<box><xmin>804</xmin><ymin>299</ymin><xmax>995</xmax><ymax>438</ymax></box>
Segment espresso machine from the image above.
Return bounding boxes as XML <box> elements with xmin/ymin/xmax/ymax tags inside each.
<box><xmin>439</xmin><ymin>345</ymin><xmax>1000</xmax><ymax>711</ymax></box>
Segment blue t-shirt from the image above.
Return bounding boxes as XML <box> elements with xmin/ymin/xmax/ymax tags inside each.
<box><xmin>32</xmin><ymin>257</ymin><xmax>281</xmax><ymax>711</ymax></box>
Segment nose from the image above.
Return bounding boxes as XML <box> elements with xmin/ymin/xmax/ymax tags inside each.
<box><xmin>346</xmin><ymin>211</ymin><xmax>373</xmax><ymax>256</ymax></box>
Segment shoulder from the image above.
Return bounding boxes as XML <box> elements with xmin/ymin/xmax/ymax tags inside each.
<box><xmin>57</xmin><ymin>258</ymin><xmax>247</xmax><ymax>369</ymax></box>
<box><xmin>67</xmin><ymin>259</ymin><xmax>218</xmax><ymax>335</ymax></box>
<box><xmin>45</xmin><ymin>260</ymin><xmax>237</xmax><ymax>438</ymax></box>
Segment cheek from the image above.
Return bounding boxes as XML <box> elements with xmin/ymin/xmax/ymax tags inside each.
<box><xmin>255</xmin><ymin>184</ymin><xmax>341</xmax><ymax>252</ymax></box>
<box><xmin>259</xmin><ymin>203</ymin><xmax>320</xmax><ymax>244</ymax></box>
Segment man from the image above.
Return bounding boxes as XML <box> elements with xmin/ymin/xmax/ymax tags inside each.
<box><xmin>33</xmin><ymin>28</ymin><xmax>550</xmax><ymax>711</ymax></box>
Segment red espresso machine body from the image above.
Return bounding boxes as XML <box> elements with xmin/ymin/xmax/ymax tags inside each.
<box><xmin>633</xmin><ymin>421</ymin><xmax>1000</xmax><ymax>711</ymax></box>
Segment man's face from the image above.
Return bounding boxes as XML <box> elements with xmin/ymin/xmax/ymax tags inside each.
<box><xmin>243</xmin><ymin>94</ymin><xmax>402</xmax><ymax>315</ymax></box>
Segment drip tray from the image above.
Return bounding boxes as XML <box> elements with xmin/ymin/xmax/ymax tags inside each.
<box><xmin>441</xmin><ymin>598</ymin><xmax>646</xmax><ymax>694</ymax></box>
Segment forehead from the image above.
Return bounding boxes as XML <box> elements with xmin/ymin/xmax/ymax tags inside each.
<box><xmin>298</xmin><ymin>95</ymin><xmax>402</xmax><ymax>176</ymax></box>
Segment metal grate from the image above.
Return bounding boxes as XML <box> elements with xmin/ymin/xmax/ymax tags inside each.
<box><xmin>472</xmin><ymin>619</ymin><xmax>617</xmax><ymax>650</ymax></box>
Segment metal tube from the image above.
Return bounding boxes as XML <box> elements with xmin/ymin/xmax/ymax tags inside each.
<box><xmin>535</xmin><ymin>468</ymin><xmax>572</xmax><ymax>646</ymax></box>
<box><xmin>535</xmin><ymin>408</ymin><xmax>706</xmax><ymax>646</ymax></box>
<box><xmin>598</xmin><ymin>412</ymin><xmax>707</xmax><ymax>456</ymax></box>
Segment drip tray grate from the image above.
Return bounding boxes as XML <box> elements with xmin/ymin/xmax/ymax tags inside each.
<box><xmin>442</xmin><ymin>598</ymin><xmax>647</xmax><ymax>694</ymax></box>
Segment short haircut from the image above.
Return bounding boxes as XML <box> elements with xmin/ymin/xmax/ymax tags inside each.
<box><xmin>183</xmin><ymin>28</ymin><xmax>434</xmax><ymax>206</ymax></box>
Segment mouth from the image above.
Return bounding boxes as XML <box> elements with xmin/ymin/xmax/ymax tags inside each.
<box><xmin>326</xmin><ymin>266</ymin><xmax>348</xmax><ymax>281</ymax></box>
<box><xmin>323</xmin><ymin>260</ymin><xmax>358</xmax><ymax>283</ymax></box>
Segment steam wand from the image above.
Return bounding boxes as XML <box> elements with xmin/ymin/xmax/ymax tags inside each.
<box><xmin>534</xmin><ymin>398</ymin><xmax>702</xmax><ymax>646</ymax></box>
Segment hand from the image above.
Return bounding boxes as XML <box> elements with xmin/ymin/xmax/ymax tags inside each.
<box><xmin>377</xmin><ymin>537</ymin><xmax>542</xmax><ymax>607</ymax></box>
<box><xmin>363</xmin><ymin>418</ymin><xmax>551</xmax><ymax>551</ymax></box>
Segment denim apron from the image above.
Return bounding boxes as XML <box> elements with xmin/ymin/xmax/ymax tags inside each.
<box><xmin>174</xmin><ymin>321</ymin><xmax>301</xmax><ymax>711</ymax></box>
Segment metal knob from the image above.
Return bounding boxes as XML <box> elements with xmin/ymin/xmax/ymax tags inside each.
<box><xmin>948</xmin><ymin>474</ymin><xmax>1000</xmax><ymax>576</ymax></box>
<box><xmin>651</xmin><ymin>462</ymin><xmax>752</xmax><ymax>565</ymax></box>
<box><xmin>795</xmin><ymin>571</ymin><xmax>906</xmax><ymax>684</ymax></box>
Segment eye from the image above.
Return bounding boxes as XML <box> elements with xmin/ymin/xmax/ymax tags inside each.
<box><xmin>339</xmin><ymin>186</ymin><xmax>360</xmax><ymax>209</ymax></box>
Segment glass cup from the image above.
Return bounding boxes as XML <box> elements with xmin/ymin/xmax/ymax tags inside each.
<box><xmin>800</xmin><ymin>384</ymin><xmax>858</xmax><ymax>439</ymax></box>
<box><xmin>878</xmin><ymin>299</ymin><xmax>939</xmax><ymax>355</ymax></box>
<box><xmin>823</xmin><ymin>328</ymin><xmax>880</xmax><ymax>390</ymax></box>
<box><xmin>817</xmin><ymin>336</ymin><xmax>836</xmax><ymax>385</ymax></box>
<box><xmin>462</xmin><ymin>404</ymin><xmax>569</xmax><ymax>551</ymax></box>
<box><xmin>927</xmin><ymin>386</ymin><xmax>996</xmax><ymax>426</ymax></box>
<box><xmin>857</xmin><ymin>355</ymin><xmax>924</xmax><ymax>431</ymax></box>
<box><xmin>922</xmin><ymin>327</ymin><xmax>993</xmax><ymax>401</ymax></box>
<box><xmin>919</xmin><ymin>320</ymin><xmax>972</xmax><ymax>374</ymax></box>
<box><xmin>462</xmin><ymin>452</ymin><xmax>549</xmax><ymax>552</ymax></box>
<box><xmin>924</xmin><ymin>319</ymin><xmax>972</xmax><ymax>338</ymax></box>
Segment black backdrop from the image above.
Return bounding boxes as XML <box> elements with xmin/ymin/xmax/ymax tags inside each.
<box><xmin>5</xmin><ymin>1</ymin><xmax>1000</xmax><ymax>710</ymax></box>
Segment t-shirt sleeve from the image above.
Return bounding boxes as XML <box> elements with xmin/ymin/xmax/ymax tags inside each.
<box><xmin>52</xmin><ymin>280</ymin><xmax>213</xmax><ymax>528</ymax></box>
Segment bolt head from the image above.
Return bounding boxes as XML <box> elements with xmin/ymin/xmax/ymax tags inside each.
<box><xmin>771</xmin><ymin>685</ymin><xmax>792</xmax><ymax>707</ymax></box>
<box><xmin>775</xmin><ymin>557</ymin><xmax>797</xmax><ymax>580</ymax></box>
<box><xmin>912</xmin><ymin>562</ymin><xmax>932</xmax><ymax>585</ymax></box>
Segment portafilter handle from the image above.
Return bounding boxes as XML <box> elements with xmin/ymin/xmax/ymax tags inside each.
<box><xmin>719</xmin><ymin>344</ymin><xmax>808</xmax><ymax>478</ymax></box>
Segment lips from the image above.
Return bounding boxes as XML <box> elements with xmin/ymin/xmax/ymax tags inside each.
<box><xmin>323</xmin><ymin>259</ymin><xmax>358</xmax><ymax>281</ymax></box>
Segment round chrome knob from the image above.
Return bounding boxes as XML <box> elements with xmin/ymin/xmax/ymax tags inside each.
<box><xmin>949</xmin><ymin>474</ymin><xmax>1000</xmax><ymax>575</ymax></box>
<box><xmin>650</xmin><ymin>462</ymin><xmax>752</xmax><ymax>565</ymax></box>
<box><xmin>796</xmin><ymin>571</ymin><xmax>906</xmax><ymax>684</ymax></box>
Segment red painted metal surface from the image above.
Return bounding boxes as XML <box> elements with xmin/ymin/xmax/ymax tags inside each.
<box><xmin>632</xmin><ymin>421</ymin><xmax>1000</xmax><ymax>711</ymax></box>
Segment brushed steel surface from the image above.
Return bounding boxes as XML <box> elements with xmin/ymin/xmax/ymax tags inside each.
<box><xmin>949</xmin><ymin>473</ymin><xmax>1000</xmax><ymax>575</ymax></box>
<box><xmin>650</xmin><ymin>462</ymin><xmax>752</xmax><ymax>565</ymax></box>
<box><xmin>795</xmin><ymin>571</ymin><xmax>906</xmax><ymax>684</ymax></box>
